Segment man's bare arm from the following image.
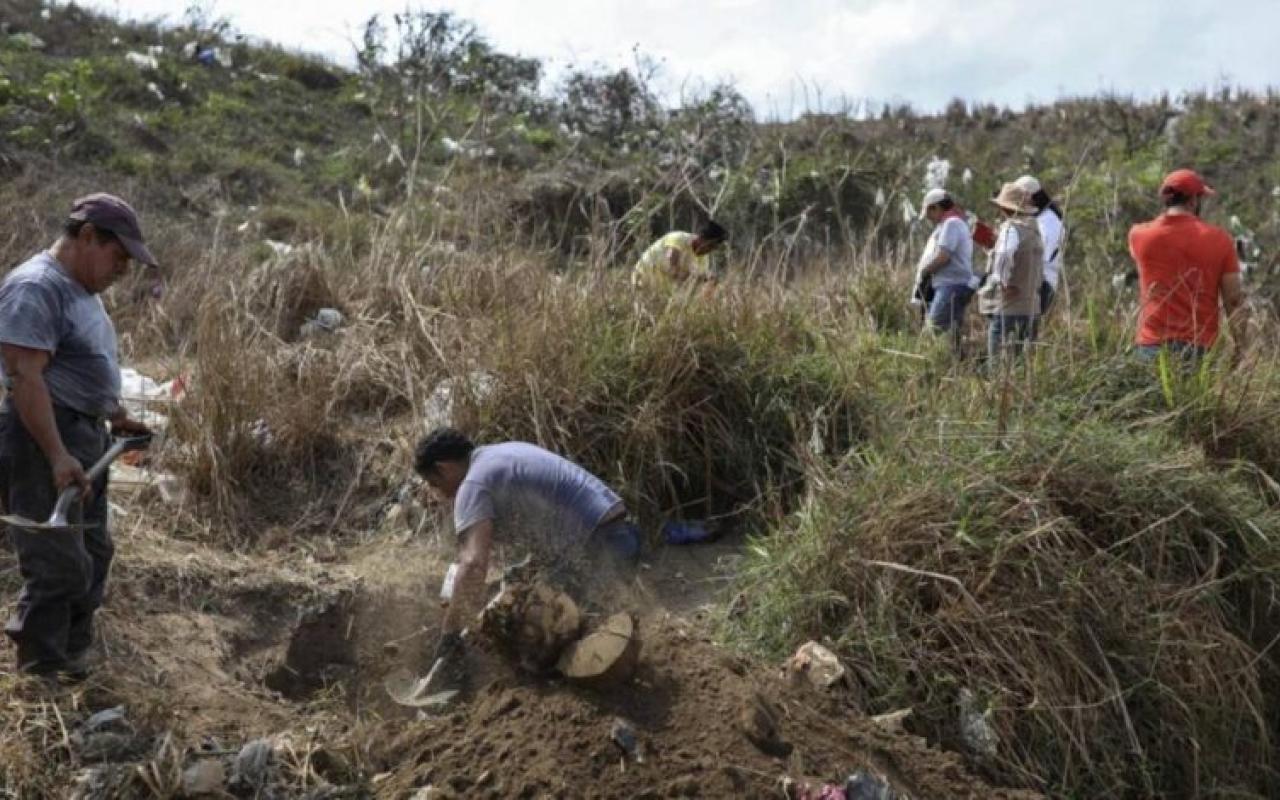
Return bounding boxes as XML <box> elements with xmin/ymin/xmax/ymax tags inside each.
<box><xmin>441</xmin><ymin>518</ymin><xmax>494</xmax><ymax>635</ymax></box>
<box><xmin>0</xmin><ymin>343</ymin><xmax>89</xmax><ymax>496</ymax></box>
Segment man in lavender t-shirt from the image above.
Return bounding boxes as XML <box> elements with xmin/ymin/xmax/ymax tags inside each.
<box><xmin>413</xmin><ymin>428</ymin><xmax>639</xmax><ymax>677</ymax></box>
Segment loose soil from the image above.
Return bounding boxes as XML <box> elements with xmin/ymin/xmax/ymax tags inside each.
<box><xmin>1</xmin><ymin>514</ymin><xmax>1042</xmax><ymax>798</ymax></box>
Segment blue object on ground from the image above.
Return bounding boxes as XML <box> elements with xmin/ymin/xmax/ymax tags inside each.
<box><xmin>662</xmin><ymin>520</ymin><xmax>713</xmax><ymax>545</ymax></box>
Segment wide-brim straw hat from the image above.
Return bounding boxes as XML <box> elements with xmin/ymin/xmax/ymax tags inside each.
<box><xmin>990</xmin><ymin>182</ymin><xmax>1038</xmax><ymax>215</ymax></box>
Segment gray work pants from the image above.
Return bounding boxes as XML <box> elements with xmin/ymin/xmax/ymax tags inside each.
<box><xmin>1</xmin><ymin>404</ymin><xmax>111</xmax><ymax>675</ymax></box>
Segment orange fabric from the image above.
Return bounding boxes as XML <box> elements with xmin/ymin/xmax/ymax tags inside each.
<box><xmin>1129</xmin><ymin>213</ymin><xmax>1238</xmax><ymax>348</ymax></box>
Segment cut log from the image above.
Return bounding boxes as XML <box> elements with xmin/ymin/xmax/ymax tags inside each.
<box><xmin>557</xmin><ymin>612</ymin><xmax>640</xmax><ymax>687</ymax></box>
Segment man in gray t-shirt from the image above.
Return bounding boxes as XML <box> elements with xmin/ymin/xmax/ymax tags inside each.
<box><xmin>0</xmin><ymin>193</ymin><xmax>156</xmax><ymax>679</ymax></box>
<box><xmin>412</xmin><ymin>428</ymin><xmax>639</xmax><ymax>672</ymax></box>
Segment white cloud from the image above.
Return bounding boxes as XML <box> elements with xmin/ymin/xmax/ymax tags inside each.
<box><xmin>87</xmin><ymin>0</ymin><xmax>1280</xmax><ymax>117</ymax></box>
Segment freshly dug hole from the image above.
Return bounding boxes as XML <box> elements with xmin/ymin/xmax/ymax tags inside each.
<box><xmin>265</xmin><ymin>593</ymin><xmax>358</xmax><ymax>700</ymax></box>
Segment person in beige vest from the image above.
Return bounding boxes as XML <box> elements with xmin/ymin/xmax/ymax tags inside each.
<box><xmin>979</xmin><ymin>182</ymin><xmax>1044</xmax><ymax>361</ymax></box>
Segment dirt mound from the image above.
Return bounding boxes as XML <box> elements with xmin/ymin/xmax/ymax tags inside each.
<box><xmin>367</xmin><ymin>613</ymin><xmax>1040</xmax><ymax>799</ymax></box>
<box><xmin>2</xmin><ymin>522</ymin><xmax>1035</xmax><ymax>798</ymax></box>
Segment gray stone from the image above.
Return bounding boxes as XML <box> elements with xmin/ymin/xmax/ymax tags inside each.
<box><xmin>180</xmin><ymin>760</ymin><xmax>226</xmax><ymax>797</ymax></box>
<box><xmin>231</xmin><ymin>738</ymin><xmax>274</xmax><ymax>790</ymax></box>
<box><xmin>83</xmin><ymin>706</ymin><xmax>131</xmax><ymax>734</ymax></box>
<box><xmin>76</xmin><ymin>732</ymin><xmax>136</xmax><ymax>762</ymax></box>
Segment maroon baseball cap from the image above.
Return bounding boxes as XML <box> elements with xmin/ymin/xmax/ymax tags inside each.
<box><xmin>67</xmin><ymin>193</ymin><xmax>158</xmax><ymax>266</ymax></box>
<box><xmin>1159</xmin><ymin>169</ymin><xmax>1216</xmax><ymax>199</ymax></box>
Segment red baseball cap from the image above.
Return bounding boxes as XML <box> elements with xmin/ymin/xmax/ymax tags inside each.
<box><xmin>1159</xmin><ymin>169</ymin><xmax>1215</xmax><ymax>198</ymax></box>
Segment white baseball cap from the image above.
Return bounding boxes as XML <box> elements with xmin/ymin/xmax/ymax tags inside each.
<box><xmin>1014</xmin><ymin>175</ymin><xmax>1042</xmax><ymax>195</ymax></box>
<box><xmin>920</xmin><ymin>188</ymin><xmax>950</xmax><ymax>217</ymax></box>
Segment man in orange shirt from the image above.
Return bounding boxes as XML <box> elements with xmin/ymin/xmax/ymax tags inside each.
<box><xmin>1128</xmin><ymin>169</ymin><xmax>1248</xmax><ymax>361</ymax></box>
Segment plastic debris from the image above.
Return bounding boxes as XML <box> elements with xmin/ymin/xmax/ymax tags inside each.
<box><xmin>662</xmin><ymin>519</ymin><xmax>714</xmax><ymax>545</ymax></box>
<box><xmin>9</xmin><ymin>32</ymin><xmax>46</xmax><ymax>49</ymax></box>
<box><xmin>264</xmin><ymin>239</ymin><xmax>294</xmax><ymax>257</ymax></box>
<box><xmin>845</xmin><ymin>771</ymin><xmax>898</xmax><ymax>800</ymax></box>
<box><xmin>924</xmin><ymin>156</ymin><xmax>951</xmax><ymax>191</ymax></box>
<box><xmin>786</xmin><ymin>642</ymin><xmax>846</xmax><ymax>690</ymax></box>
<box><xmin>125</xmin><ymin>51</ymin><xmax>158</xmax><ymax>70</ymax></box>
<box><xmin>609</xmin><ymin>717</ymin><xmax>644</xmax><ymax>763</ymax></box>
<box><xmin>422</xmin><ymin>371</ymin><xmax>498</xmax><ymax>431</ymax></box>
<box><xmin>958</xmin><ymin>688</ymin><xmax>999</xmax><ymax>758</ymax></box>
<box><xmin>900</xmin><ymin>198</ymin><xmax>917</xmax><ymax>226</ymax></box>
<box><xmin>250</xmin><ymin>419</ymin><xmax>274</xmax><ymax>447</ymax></box>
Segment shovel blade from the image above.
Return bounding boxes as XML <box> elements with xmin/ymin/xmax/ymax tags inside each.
<box><xmin>384</xmin><ymin>662</ymin><xmax>459</xmax><ymax>708</ymax></box>
<box><xmin>0</xmin><ymin>514</ymin><xmax>85</xmax><ymax>532</ymax></box>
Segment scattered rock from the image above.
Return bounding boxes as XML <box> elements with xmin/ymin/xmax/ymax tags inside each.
<box><xmin>870</xmin><ymin>708</ymin><xmax>913</xmax><ymax>735</ymax></box>
<box><xmin>83</xmin><ymin>706</ymin><xmax>131</xmax><ymax>734</ymax></box>
<box><xmin>73</xmin><ymin>708</ymin><xmax>138</xmax><ymax>762</ymax></box>
<box><xmin>76</xmin><ymin>732</ymin><xmax>136</xmax><ymax>762</ymax></box>
<box><xmin>230</xmin><ymin>738</ymin><xmax>274</xmax><ymax>791</ymax></box>
<box><xmin>785</xmin><ymin>641</ymin><xmax>846</xmax><ymax>690</ymax></box>
<box><xmin>299</xmin><ymin>307</ymin><xmax>345</xmax><ymax>339</ymax></box>
<box><xmin>558</xmin><ymin>612</ymin><xmax>640</xmax><ymax>688</ymax></box>
<box><xmin>180</xmin><ymin>760</ymin><xmax>226</xmax><ymax>797</ymax></box>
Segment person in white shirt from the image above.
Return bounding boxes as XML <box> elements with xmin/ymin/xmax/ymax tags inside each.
<box><xmin>1014</xmin><ymin>176</ymin><xmax>1064</xmax><ymax>332</ymax></box>
<box><xmin>913</xmin><ymin>188</ymin><xmax>977</xmax><ymax>354</ymax></box>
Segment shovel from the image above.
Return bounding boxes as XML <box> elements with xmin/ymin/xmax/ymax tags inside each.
<box><xmin>384</xmin><ymin>660</ymin><xmax>460</xmax><ymax>709</ymax></box>
<box><xmin>0</xmin><ymin>435</ymin><xmax>152</xmax><ymax>532</ymax></box>
<box><xmin>384</xmin><ymin>629</ymin><xmax>467</xmax><ymax>708</ymax></box>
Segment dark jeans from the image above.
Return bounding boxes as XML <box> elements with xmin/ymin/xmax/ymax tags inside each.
<box><xmin>1</xmin><ymin>405</ymin><xmax>111</xmax><ymax>675</ymax></box>
<box><xmin>1039</xmin><ymin>281</ymin><xmax>1056</xmax><ymax>316</ymax></box>
<box><xmin>986</xmin><ymin>313</ymin><xmax>1035</xmax><ymax>362</ymax></box>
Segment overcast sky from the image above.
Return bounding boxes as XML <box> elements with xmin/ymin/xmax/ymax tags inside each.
<box><xmin>87</xmin><ymin>0</ymin><xmax>1279</xmax><ymax>118</ymax></box>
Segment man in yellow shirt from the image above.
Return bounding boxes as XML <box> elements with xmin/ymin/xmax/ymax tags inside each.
<box><xmin>631</xmin><ymin>221</ymin><xmax>727</xmax><ymax>290</ymax></box>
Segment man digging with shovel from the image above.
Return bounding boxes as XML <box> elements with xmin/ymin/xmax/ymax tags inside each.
<box><xmin>0</xmin><ymin>194</ymin><xmax>155</xmax><ymax>681</ymax></box>
<box><xmin>393</xmin><ymin>428</ymin><xmax>642</xmax><ymax>706</ymax></box>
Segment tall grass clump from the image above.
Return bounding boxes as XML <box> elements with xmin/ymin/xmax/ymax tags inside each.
<box><xmin>730</xmin><ymin>386</ymin><xmax>1280</xmax><ymax>796</ymax></box>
